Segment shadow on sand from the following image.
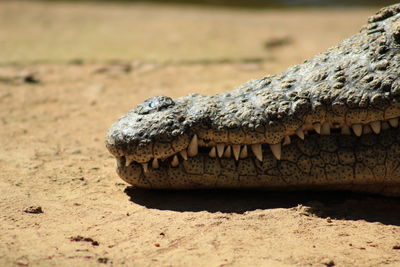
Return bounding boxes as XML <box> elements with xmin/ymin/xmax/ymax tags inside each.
<box><xmin>125</xmin><ymin>187</ymin><xmax>400</xmax><ymax>226</ymax></box>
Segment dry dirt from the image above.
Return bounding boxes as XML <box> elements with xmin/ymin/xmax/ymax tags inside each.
<box><xmin>1</xmin><ymin>1</ymin><xmax>400</xmax><ymax>266</ymax></box>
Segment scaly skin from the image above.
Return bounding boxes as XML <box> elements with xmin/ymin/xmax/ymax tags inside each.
<box><xmin>106</xmin><ymin>4</ymin><xmax>400</xmax><ymax>196</ymax></box>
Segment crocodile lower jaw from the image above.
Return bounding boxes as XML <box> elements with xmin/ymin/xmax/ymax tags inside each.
<box><xmin>115</xmin><ymin>116</ymin><xmax>400</xmax><ymax>174</ymax></box>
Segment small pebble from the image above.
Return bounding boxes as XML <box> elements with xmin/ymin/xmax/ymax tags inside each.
<box><xmin>23</xmin><ymin>206</ymin><xmax>43</xmax><ymax>214</ymax></box>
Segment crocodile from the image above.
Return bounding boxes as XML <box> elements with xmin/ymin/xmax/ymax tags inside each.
<box><xmin>106</xmin><ymin>4</ymin><xmax>400</xmax><ymax>196</ymax></box>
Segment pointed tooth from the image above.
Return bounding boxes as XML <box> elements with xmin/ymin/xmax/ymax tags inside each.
<box><xmin>232</xmin><ymin>145</ymin><xmax>240</xmax><ymax>161</ymax></box>
<box><xmin>223</xmin><ymin>145</ymin><xmax>232</xmax><ymax>158</ymax></box>
<box><xmin>217</xmin><ymin>143</ymin><xmax>225</xmax><ymax>158</ymax></box>
<box><xmin>321</xmin><ymin>122</ymin><xmax>330</xmax><ymax>135</ymax></box>
<box><xmin>116</xmin><ymin>157</ymin><xmax>123</xmax><ymax>168</ymax></box>
<box><xmin>370</xmin><ymin>121</ymin><xmax>381</xmax><ymax>134</ymax></box>
<box><xmin>209</xmin><ymin>147</ymin><xmax>216</xmax><ymax>158</ymax></box>
<box><xmin>341</xmin><ymin>125</ymin><xmax>351</xmax><ymax>135</ymax></box>
<box><xmin>171</xmin><ymin>155</ymin><xmax>179</xmax><ymax>167</ymax></box>
<box><xmin>142</xmin><ymin>163</ymin><xmax>148</xmax><ymax>173</ymax></box>
<box><xmin>179</xmin><ymin>150</ymin><xmax>188</xmax><ymax>160</ymax></box>
<box><xmin>187</xmin><ymin>134</ymin><xmax>198</xmax><ymax>157</ymax></box>
<box><xmin>382</xmin><ymin>121</ymin><xmax>390</xmax><ymax>130</ymax></box>
<box><xmin>389</xmin><ymin>118</ymin><xmax>399</xmax><ymax>128</ymax></box>
<box><xmin>363</xmin><ymin>124</ymin><xmax>372</xmax><ymax>134</ymax></box>
<box><xmin>270</xmin><ymin>143</ymin><xmax>281</xmax><ymax>160</ymax></box>
<box><xmin>295</xmin><ymin>128</ymin><xmax>304</xmax><ymax>140</ymax></box>
<box><xmin>251</xmin><ymin>144</ymin><xmax>263</xmax><ymax>162</ymax></box>
<box><xmin>240</xmin><ymin>145</ymin><xmax>248</xmax><ymax>158</ymax></box>
<box><xmin>125</xmin><ymin>157</ymin><xmax>134</xmax><ymax>167</ymax></box>
<box><xmin>283</xmin><ymin>135</ymin><xmax>291</xmax><ymax>146</ymax></box>
<box><xmin>352</xmin><ymin>124</ymin><xmax>362</xmax><ymax>136</ymax></box>
<box><xmin>152</xmin><ymin>158</ymin><xmax>159</xmax><ymax>169</ymax></box>
<box><xmin>313</xmin><ymin>123</ymin><xmax>321</xmax><ymax>134</ymax></box>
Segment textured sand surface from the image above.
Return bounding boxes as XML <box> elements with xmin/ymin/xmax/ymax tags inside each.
<box><xmin>1</xmin><ymin>1</ymin><xmax>400</xmax><ymax>266</ymax></box>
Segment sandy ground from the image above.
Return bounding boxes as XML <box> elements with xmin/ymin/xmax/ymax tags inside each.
<box><xmin>1</xmin><ymin>1</ymin><xmax>400</xmax><ymax>266</ymax></box>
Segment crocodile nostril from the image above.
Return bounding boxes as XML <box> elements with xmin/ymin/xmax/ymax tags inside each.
<box><xmin>136</xmin><ymin>96</ymin><xmax>175</xmax><ymax>115</ymax></box>
<box><xmin>177</xmin><ymin>115</ymin><xmax>185</xmax><ymax>122</ymax></box>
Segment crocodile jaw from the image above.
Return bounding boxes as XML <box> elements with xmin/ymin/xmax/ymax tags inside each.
<box><xmin>115</xmin><ymin>126</ymin><xmax>400</xmax><ymax>196</ymax></box>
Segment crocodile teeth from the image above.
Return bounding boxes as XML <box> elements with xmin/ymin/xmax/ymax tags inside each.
<box><xmin>171</xmin><ymin>155</ymin><xmax>179</xmax><ymax>167</ymax></box>
<box><xmin>270</xmin><ymin>143</ymin><xmax>281</xmax><ymax>160</ymax></box>
<box><xmin>352</xmin><ymin>124</ymin><xmax>362</xmax><ymax>136</ymax></box>
<box><xmin>341</xmin><ymin>125</ymin><xmax>351</xmax><ymax>135</ymax></box>
<box><xmin>283</xmin><ymin>135</ymin><xmax>291</xmax><ymax>146</ymax></box>
<box><xmin>295</xmin><ymin>128</ymin><xmax>304</xmax><ymax>140</ymax></box>
<box><xmin>321</xmin><ymin>122</ymin><xmax>330</xmax><ymax>135</ymax></box>
<box><xmin>240</xmin><ymin>145</ymin><xmax>248</xmax><ymax>158</ymax></box>
<box><xmin>313</xmin><ymin>123</ymin><xmax>321</xmax><ymax>134</ymax></box>
<box><xmin>187</xmin><ymin>135</ymin><xmax>198</xmax><ymax>157</ymax></box>
<box><xmin>118</xmin><ymin>117</ymin><xmax>399</xmax><ymax>169</ymax></box>
<box><xmin>232</xmin><ymin>145</ymin><xmax>240</xmax><ymax>161</ymax></box>
<box><xmin>224</xmin><ymin>145</ymin><xmax>232</xmax><ymax>158</ymax></box>
<box><xmin>179</xmin><ymin>150</ymin><xmax>188</xmax><ymax>160</ymax></box>
<box><xmin>116</xmin><ymin>157</ymin><xmax>123</xmax><ymax>168</ymax></box>
<box><xmin>382</xmin><ymin>121</ymin><xmax>390</xmax><ymax>130</ymax></box>
<box><xmin>251</xmin><ymin>144</ymin><xmax>263</xmax><ymax>161</ymax></box>
<box><xmin>152</xmin><ymin>158</ymin><xmax>159</xmax><ymax>169</ymax></box>
<box><xmin>125</xmin><ymin>157</ymin><xmax>134</xmax><ymax>167</ymax></box>
<box><xmin>217</xmin><ymin>143</ymin><xmax>225</xmax><ymax>158</ymax></box>
<box><xmin>370</xmin><ymin>121</ymin><xmax>381</xmax><ymax>134</ymax></box>
<box><xmin>209</xmin><ymin>147</ymin><xmax>217</xmax><ymax>158</ymax></box>
<box><xmin>389</xmin><ymin>118</ymin><xmax>399</xmax><ymax>128</ymax></box>
<box><xmin>142</xmin><ymin>163</ymin><xmax>148</xmax><ymax>173</ymax></box>
<box><xmin>363</xmin><ymin>124</ymin><xmax>372</xmax><ymax>134</ymax></box>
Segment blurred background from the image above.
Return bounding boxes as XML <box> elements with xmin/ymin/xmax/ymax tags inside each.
<box><xmin>38</xmin><ymin>0</ymin><xmax>397</xmax><ymax>8</ymax></box>
<box><xmin>0</xmin><ymin>0</ymin><xmax>397</xmax><ymax>66</ymax></box>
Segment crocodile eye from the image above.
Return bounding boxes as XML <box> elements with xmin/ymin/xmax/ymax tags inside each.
<box><xmin>136</xmin><ymin>96</ymin><xmax>175</xmax><ymax>115</ymax></box>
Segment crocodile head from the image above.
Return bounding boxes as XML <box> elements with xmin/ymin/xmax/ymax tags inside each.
<box><xmin>106</xmin><ymin>4</ymin><xmax>400</xmax><ymax>196</ymax></box>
